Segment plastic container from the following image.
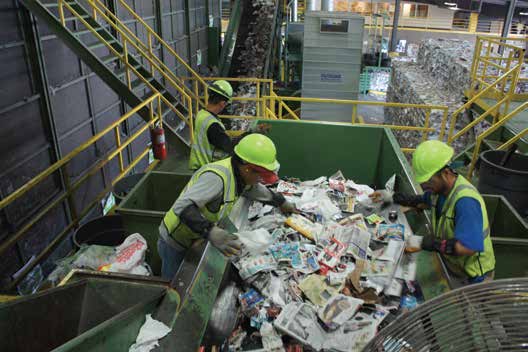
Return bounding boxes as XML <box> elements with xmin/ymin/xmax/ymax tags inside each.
<box><xmin>73</xmin><ymin>215</ymin><xmax>128</xmax><ymax>248</ymax></box>
<box><xmin>112</xmin><ymin>173</ymin><xmax>145</xmax><ymax>204</ymax></box>
<box><xmin>478</xmin><ymin>150</ymin><xmax>528</xmax><ymax>218</ymax></box>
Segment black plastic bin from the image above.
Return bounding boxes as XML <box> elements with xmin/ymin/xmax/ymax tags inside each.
<box><xmin>478</xmin><ymin>150</ymin><xmax>528</xmax><ymax>218</ymax></box>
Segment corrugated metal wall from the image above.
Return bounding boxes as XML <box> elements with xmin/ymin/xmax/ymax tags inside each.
<box><xmin>0</xmin><ymin>0</ymin><xmax>221</xmax><ymax>288</ymax></box>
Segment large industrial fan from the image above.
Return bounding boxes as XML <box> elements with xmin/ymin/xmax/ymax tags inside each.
<box><xmin>363</xmin><ymin>278</ymin><xmax>528</xmax><ymax>351</ymax></box>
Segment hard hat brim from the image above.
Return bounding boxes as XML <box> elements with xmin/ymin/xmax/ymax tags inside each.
<box><xmin>209</xmin><ymin>86</ymin><xmax>232</xmax><ymax>103</ymax></box>
<box><xmin>247</xmin><ymin>163</ymin><xmax>279</xmax><ymax>185</ymax></box>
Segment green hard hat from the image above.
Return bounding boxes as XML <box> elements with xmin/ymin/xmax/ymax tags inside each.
<box><xmin>412</xmin><ymin>140</ymin><xmax>454</xmax><ymax>183</ymax></box>
<box><xmin>209</xmin><ymin>80</ymin><xmax>233</xmax><ymax>102</ymax></box>
<box><xmin>234</xmin><ymin>134</ymin><xmax>280</xmax><ymax>171</ymax></box>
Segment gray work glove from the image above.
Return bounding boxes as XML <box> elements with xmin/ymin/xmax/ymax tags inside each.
<box><xmin>280</xmin><ymin>200</ymin><xmax>300</xmax><ymax>214</ymax></box>
<box><xmin>369</xmin><ymin>190</ymin><xmax>394</xmax><ymax>204</ymax></box>
<box><xmin>208</xmin><ymin>226</ymin><xmax>242</xmax><ymax>257</ymax></box>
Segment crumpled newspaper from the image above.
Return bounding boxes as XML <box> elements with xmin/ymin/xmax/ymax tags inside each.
<box><xmin>128</xmin><ymin>314</ymin><xmax>171</xmax><ymax>352</ymax></box>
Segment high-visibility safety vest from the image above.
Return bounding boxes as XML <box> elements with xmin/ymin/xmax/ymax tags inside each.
<box><xmin>189</xmin><ymin>109</ymin><xmax>228</xmax><ymax>170</ymax></box>
<box><xmin>163</xmin><ymin>158</ymin><xmax>237</xmax><ymax>248</ymax></box>
<box><xmin>431</xmin><ymin>175</ymin><xmax>495</xmax><ymax>279</ymax></box>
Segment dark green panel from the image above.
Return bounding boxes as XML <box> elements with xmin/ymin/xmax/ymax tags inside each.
<box><xmin>484</xmin><ymin>195</ymin><xmax>528</xmax><ymax>239</ymax></box>
<box><xmin>264</xmin><ymin>120</ymin><xmax>383</xmax><ymax>183</ymax></box>
<box><xmin>207</xmin><ymin>26</ymin><xmax>220</xmax><ymax>66</ymax></box>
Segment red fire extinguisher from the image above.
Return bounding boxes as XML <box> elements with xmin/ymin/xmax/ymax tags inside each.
<box><xmin>150</xmin><ymin>124</ymin><xmax>167</xmax><ymax>160</ymax></box>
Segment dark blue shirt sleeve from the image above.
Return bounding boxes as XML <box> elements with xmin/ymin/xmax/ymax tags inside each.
<box><xmin>423</xmin><ymin>192</ymin><xmax>432</xmax><ymax>207</ymax></box>
<box><xmin>454</xmin><ymin>197</ymin><xmax>484</xmax><ymax>252</ymax></box>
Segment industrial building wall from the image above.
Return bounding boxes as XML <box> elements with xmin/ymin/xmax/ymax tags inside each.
<box><xmin>0</xmin><ymin>0</ymin><xmax>221</xmax><ymax>288</ymax></box>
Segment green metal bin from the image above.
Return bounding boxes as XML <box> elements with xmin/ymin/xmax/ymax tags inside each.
<box><xmin>0</xmin><ymin>278</ymin><xmax>167</xmax><ymax>352</ymax></box>
<box><xmin>116</xmin><ymin>171</ymin><xmax>191</xmax><ymax>275</ymax></box>
<box><xmin>483</xmin><ymin>194</ymin><xmax>528</xmax><ymax>278</ymax></box>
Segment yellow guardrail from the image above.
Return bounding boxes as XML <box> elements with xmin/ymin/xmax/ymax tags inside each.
<box><xmin>466</xmin><ymin>101</ymin><xmax>528</xmax><ymax>177</ymax></box>
<box><xmin>86</xmin><ymin>0</ymin><xmax>209</xmax><ymax>117</ymax></box>
<box><xmin>0</xmin><ymin>93</ymin><xmax>164</xmax><ymax>291</ymax></box>
<box><xmin>181</xmin><ymin>76</ymin><xmax>275</xmax><ymax>120</ymax></box>
<box><xmin>262</xmin><ymin>95</ymin><xmax>449</xmax><ymax>153</ymax></box>
<box><xmin>448</xmin><ymin>36</ymin><xmax>525</xmax><ymax>147</ymax></box>
<box><xmin>57</xmin><ymin>0</ymin><xmax>194</xmax><ymax>141</ymax></box>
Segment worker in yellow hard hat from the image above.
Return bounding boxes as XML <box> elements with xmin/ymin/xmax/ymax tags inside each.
<box><xmin>370</xmin><ymin>140</ymin><xmax>495</xmax><ymax>287</ymax></box>
<box><xmin>189</xmin><ymin>80</ymin><xmax>233</xmax><ymax>170</ymax></box>
<box><xmin>159</xmin><ymin>134</ymin><xmax>298</xmax><ymax>279</ymax></box>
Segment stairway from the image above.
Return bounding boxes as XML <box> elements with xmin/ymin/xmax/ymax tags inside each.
<box><xmin>451</xmin><ymin>103</ymin><xmax>528</xmax><ymax>181</ymax></box>
<box><xmin>20</xmin><ymin>0</ymin><xmax>192</xmax><ymax>146</ymax></box>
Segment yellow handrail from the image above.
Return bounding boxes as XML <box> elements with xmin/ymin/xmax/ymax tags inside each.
<box><xmin>0</xmin><ymin>93</ymin><xmax>163</xmax><ymax>290</ymax></box>
<box><xmin>447</xmin><ymin>64</ymin><xmax>520</xmax><ymax>143</ymax></box>
<box><xmin>77</xmin><ymin>1</ymin><xmax>194</xmax><ymax>122</ymax></box>
<box><xmin>449</xmin><ymin>96</ymin><xmax>510</xmax><ymax>142</ymax></box>
<box><xmin>466</xmin><ymin>101</ymin><xmax>528</xmax><ymax>178</ymax></box>
<box><xmin>91</xmin><ymin>0</ymin><xmax>209</xmax><ymax>109</ymax></box>
<box><xmin>261</xmin><ymin>95</ymin><xmax>448</xmax><ymax>151</ymax></box>
<box><xmin>59</xmin><ymin>0</ymin><xmax>193</xmax><ymax>140</ymax></box>
<box><xmin>497</xmin><ymin>127</ymin><xmax>528</xmax><ymax>151</ymax></box>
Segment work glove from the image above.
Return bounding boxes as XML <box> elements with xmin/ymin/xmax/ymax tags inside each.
<box><xmin>208</xmin><ymin>226</ymin><xmax>242</xmax><ymax>257</ymax></box>
<box><xmin>369</xmin><ymin>190</ymin><xmax>394</xmax><ymax>204</ymax></box>
<box><xmin>280</xmin><ymin>200</ymin><xmax>300</xmax><ymax>214</ymax></box>
<box><xmin>421</xmin><ymin>235</ymin><xmax>457</xmax><ymax>255</ymax></box>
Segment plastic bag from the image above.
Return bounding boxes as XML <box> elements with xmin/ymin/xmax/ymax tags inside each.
<box><xmin>99</xmin><ymin>234</ymin><xmax>150</xmax><ymax>275</ymax></box>
<box><xmin>236</xmin><ymin>228</ymin><xmax>274</xmax><ymax>255</ymax></box>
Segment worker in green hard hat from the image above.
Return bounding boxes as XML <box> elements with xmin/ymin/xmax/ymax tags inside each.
<box><xmin>370</xmin><ymin>140</ymin><xmax>495</xmax><ymax>287</ymax></box>
<box><xmin>159</xmin><ymin>134</ymin><xmax>298</xmax><ymax>279</ymax></box>
<box><xmin>189</xmin><ymin>80</ymin><xmax>270</xmax><ymax>170</ymax></box>
<box><xmin>189</xmin><ymin>80</ymin><xmax>233</xmax><ymax>170</ymax></box>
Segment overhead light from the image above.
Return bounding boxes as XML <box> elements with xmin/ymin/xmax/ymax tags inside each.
<box><xmin>448</xmin><ymin>6</ymin><xmax>459</xmax><ymax>10</ymax></box>
<box><xmin>444</xmin><ymin>2</ymin><xmax>457</xmax><ymax>5</ymax></box>
<box><xmin>520</xmin><ymin>12</ymin><xmax>528</xmax><ymax>15</ymax></box>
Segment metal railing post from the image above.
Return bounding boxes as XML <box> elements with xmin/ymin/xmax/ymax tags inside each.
<box><xmin>114</xmin><ymin>126</ymin><xmax>125</xmax><ymax>172</ymax></box>
<box><xmin>58</xmin><ymin>0</ymin><xmax>65</xmax><ymax>25</ymax></box>
<box><xmin>352</xmin><ymin>104</ymin><xmax>358</xmax><ymax>124</ymax></box>
<box><xmin>123</xmin><ymin>41</ymin><xmax>131</xmax><ymax>89</ymax></box>
<box><xmin>256</xmin><ymin>82</ymin><xmax>261</xmax><ymax>118</ymax></box>
<box><xmin>422</xmin><ymin>109</ymin><xmax>431</xmax><ymax>142</ymax></box>
<box><xmin>147</xmin><ymin>33</ymin><xmax>154</xmax><ymax>76</ymax></box>
<box><xmin>60</xmin><ymin>165</ymin><xmax>79</xmax><ymax>227</ymax></box>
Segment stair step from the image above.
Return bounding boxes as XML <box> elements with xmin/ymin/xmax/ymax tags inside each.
<box><xmin>87</xmin><ymin>40</ymin><xmax>117</xmax><ymax>51</ymax></box>
<box><xmin>62</xmin><ymin>14</ymin><xmax>91</xmax><ymax>22</ymax></box>
<box><xmin>98</xmin><ymin>53</ymin><xmax>120</xmax><ymax>65</ymax></box>
<box><xmin>114</xmin><ymin>63</ymin><xmax>142</xmax><ymax>78</ymax></box>
<box><xmin>73</xmin><ymin>27</ymin><xmax>108</xmax><ymax>38</ymax></box>
<box><xmin>483</xmin><ymin>139</ymin><xmax>502</xmax><ymax>150</ymax></box>
<box><xmin>130</xmin><ymin>78</ymin><xmax>156</xmax><ymax>91</ymax></box>
<box><xmin>44</xmin><ymin>2</ymin><xmax>77</xmax><ymax>8</ymax></box>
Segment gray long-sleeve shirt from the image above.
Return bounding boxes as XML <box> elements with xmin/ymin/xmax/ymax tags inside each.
<box><xmin>163</xmin><ymin>171</ymin><xmax>284</xmax><ymax>238</ymax></box>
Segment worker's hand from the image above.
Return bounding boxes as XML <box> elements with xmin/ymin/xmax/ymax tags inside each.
<box><xmin>421</xmin><ymin>235</ymin><xmax>456</xmax><ymax>255</ymax></box>
<box><xmin>369</xmin><ymin>190</ymin><xmax>393</xmax><ymax>203</ymax></box>
<box><xmin>208</xmin><ymin>226</ymin><xmax>242</xmax><ymax>257</ymax></box>
<box><xmin>280</xmin><ymin>200</ymin><xmax>300</xmax><ymax>214</ymax></box>
<box><xmin>421</xmin><ymin>235</ymin><xmax>436</xmax><ymax>252</ymax></box>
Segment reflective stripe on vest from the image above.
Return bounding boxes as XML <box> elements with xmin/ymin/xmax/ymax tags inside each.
<box><xmin>431</xmin><ymin>176</ymin><xmax>495</xmax><ymax>278</ymax></box>
<box><xmin>189</xmin><ymin>110</ymin><xmax>227</xmax><ymax>170</ymax></box>
<box><xmin>162</xmin><ymin>158</ymin><xmax>237</xmax><ymax>248</ymax></box>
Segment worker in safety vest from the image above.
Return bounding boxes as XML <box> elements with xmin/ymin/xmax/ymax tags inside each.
<box><xmin>189</xmin><ymin>80</ymin><xmax>234</xmax><ymax>170</ymax></box>
<box><xmin>159</xmin><ymin>134</ymin><xmax>297</xmax><ymax>279</ymax></box>
<box><xmin>370</xmin><ymin>140</ymin><xmax>495</xmax><ymax>286</ymax></box>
